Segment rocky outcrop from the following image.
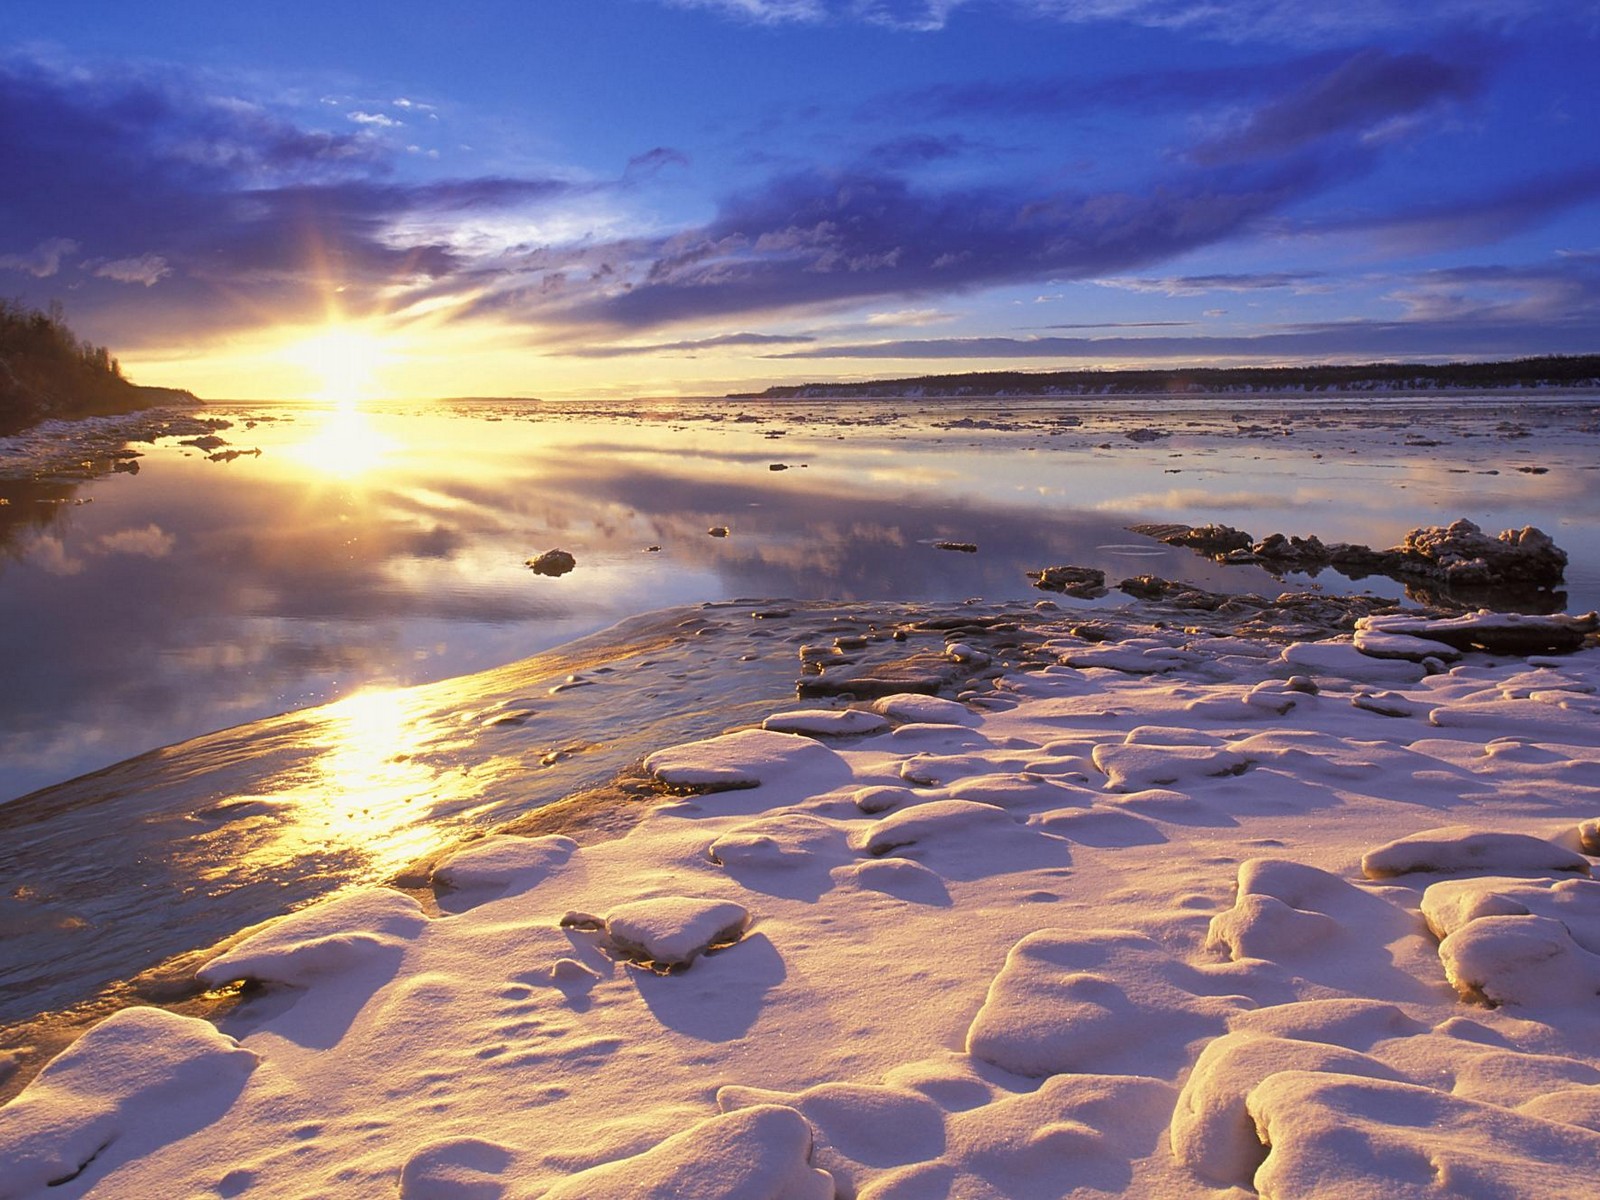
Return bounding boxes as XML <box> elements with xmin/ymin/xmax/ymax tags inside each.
<box><xmin>1028</xmin><ymin>565</ymin><xmax>1108</xmax><ymax>598</ymax></box>
<box><xmin>1130</xmin><ymin>519</ymin><xmax>1570</xmax><ymax>611</ymax></box>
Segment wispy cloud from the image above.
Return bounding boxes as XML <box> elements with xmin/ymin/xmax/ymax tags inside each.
<box><xmin>0</xmin><ymin>236</ymin><xmax>79</xmax><ymax>277</ymax></box>
<box><xmin>559</xmin><ymin>331</ymin><xmax>816</xmax><ymax>357</ymax></box>
<box><xmin>658</xmin><ymin>0</ymin><xmax>1575</xmax><ymax>40</ymax></box>
<box><xmin>1094</xmin><ymin>272</ymin><xmax>1328</xmax><ymax>296</ymax></box>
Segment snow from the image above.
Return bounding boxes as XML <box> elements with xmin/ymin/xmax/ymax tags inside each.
<box><xmin>6</xmin><ymin>617</ymin><xmax>1600</xmax><ymax>1198</ymax></box>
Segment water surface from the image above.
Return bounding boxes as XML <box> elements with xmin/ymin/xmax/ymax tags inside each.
<box><xmin>3</xmin><ymin>393</ymin><xmax>1597</xmax><ymax>801</ymax></box>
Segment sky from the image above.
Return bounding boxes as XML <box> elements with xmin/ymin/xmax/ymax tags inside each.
<box><xmin>2</xmin><ymin>0</ymin><xmax>1598</xmax><ymax>399</ymax></box>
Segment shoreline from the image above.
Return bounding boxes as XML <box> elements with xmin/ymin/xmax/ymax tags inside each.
<box><xmin>3</xmin><ymin>592</ymin><xmax>1599</xmax><ymax>1194</ymax></box>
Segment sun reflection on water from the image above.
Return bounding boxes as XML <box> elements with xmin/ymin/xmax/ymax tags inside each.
<box><xmin>278</xmin><ymin>687</ymin><xmax>471</xmax><ymax>873</ymax></box>
<box><xmin>285</xmin><ymin>403</ymin><xmax>399</xmax><ymax>478</ymax></box>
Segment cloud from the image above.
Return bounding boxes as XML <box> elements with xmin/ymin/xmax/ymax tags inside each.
<box><xmin>1191</xmin><ymin>48</ymin><xmax>1485</xmax><ymax>164</ymax></box>
<box><xmin>1311</xmin><ymin>162</ymin><xmax>1600</xmax><ymax>252</ymax></box>
<box><xmin>657</xmin><ymin>0</ymin><xmax>1575</xmax><ymax>40</ymax></box>
<box><xmin>0</xmin><ymin>55</ymin><xmax>585</xmax><ymax>339</ymax></box>
<box><xmin>91</xmin><ymin>254</ymin><xmax>172</xmax><ymax>286</ymax></box>
<box><xmin>347</xmin><ymin>110</ymin><xmax>402</xmax><ymax>128</ymax></box>
<box><xmin>1094</xmin><ymin>272</ymin><xmax>1327</xmax><ymax>296</ymax></box>
<box><xmin>559</xmin><ymin>331</ymin><xmax>817</xmax><ymax>357</ymax></box>
<box><xmin>565</xmin><ymin>159</ymin><xmax>1330</xmax><ymax>331</ymax></box>
<box><xmin>0</xmin><ymin>236</ymin><xmax>79</xmax><ymax>277</ymax></box>
<box><xmin>626</xmin><ymin>146</ymin><xmax>692</xmax><ymax>176</ymax></box>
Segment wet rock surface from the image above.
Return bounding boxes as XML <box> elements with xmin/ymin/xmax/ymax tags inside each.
<box><xmin>526</xmin><ymin>548</ymin><xmax>578</xmax><ymax>577</ymax></box>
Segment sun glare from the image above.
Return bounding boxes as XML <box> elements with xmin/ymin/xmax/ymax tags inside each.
<box><xmin>282</xmin><ymin>325</ymin><xmax>393</xmax><ymax>403</ymax></box>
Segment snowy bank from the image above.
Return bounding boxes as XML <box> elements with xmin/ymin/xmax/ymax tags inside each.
<box><xmin>4</xmin><ymin>608</ymin><xmax>1600</xmax><ymax>1197</ymax></box>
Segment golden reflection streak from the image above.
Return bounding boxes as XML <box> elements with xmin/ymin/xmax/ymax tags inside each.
<box><xmin>280</xmin><ymin>687</ymin><xmax>471</xmax><ymax>873</ymax></box>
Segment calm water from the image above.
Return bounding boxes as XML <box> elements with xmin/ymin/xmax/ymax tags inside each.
<box><xmin>3</xmin><ymin>394</ymin><xmax>1598</xmax><ymax>801</ymax></box>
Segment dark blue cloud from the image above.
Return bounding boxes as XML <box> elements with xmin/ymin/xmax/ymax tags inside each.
<box><xmin>1191</xmin><ymin>47</ymin><xmax>1486</xmax><ymax>165</ymax></box>
<box><xmin>568</xmin><ymin>158</ymin><xmax>1331</xmax><ymax>330</ymax></box>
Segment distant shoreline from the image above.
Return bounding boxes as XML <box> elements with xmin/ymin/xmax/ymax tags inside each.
<box><xmin>729</xmin><ymin>353</ymin><xmax>1600</xmax><ymax>400</ymax></box>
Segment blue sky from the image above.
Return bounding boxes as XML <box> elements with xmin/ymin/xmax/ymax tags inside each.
<box><xmin>2</xmin><ymin>0</ymin><xmax>1597</xmax><ymax>397</ymax></box>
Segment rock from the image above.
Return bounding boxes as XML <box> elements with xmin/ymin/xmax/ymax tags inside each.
<box><xmin>708</xmin><ymin>526</ymin><xmax>730</xmax><ymax>538</ymax></box>
<box><xmin>526</xmin><ymin>548</ymin><xmax>577</xmax><ymax>577</ymax></box>
<box><xmin>1028</xmin><ymin>565</ymin><xmax>1108</xmax><ymax>598</ymax></box>
<box><xmin>1132</xmin><ymin>518</ymin><xmax>1572</xmax><ymax>610</ymax></box>
<box><xmin>933</xmin><ymin>541</ymin><xmax>978</xmax><ymax>553</ymax></box>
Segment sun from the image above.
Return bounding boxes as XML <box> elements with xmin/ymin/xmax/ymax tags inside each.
<box><xmin>281</xmin><ymin>324</ymin><xmax>394</xmax><ymax>403</ymax></box>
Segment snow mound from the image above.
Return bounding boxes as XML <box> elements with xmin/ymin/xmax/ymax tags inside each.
<box><xmin>1422</xmin><ymin>875</ymin><xmax>1600</xmax><ymax>954</ymax></box>
<box><xmin>570</xmin><ymin>896</ymin><xmax>751</xmax><ymax>969</ymax></box>
<box><xmin>1426</xmin><ymin>698</ymin><xmax>1600</xmax><ymax>741</ymax></box>
<box><xmin>1170</xmin><ymin>1031</ymin><xmax>1407</xmax><ymax>1186</ymax></box>
<box><xmin>399</xmin><ymin>1137</ymin><xmax>520</xmax><ymax>1200</ymax></box>
<box><xmin>1227</xmin><ymin>999</ymin><xmax>1426</xmax><ymax>1049</ymax></box>
<box><xmin>859</xmin><ymin>1073</ymin><xmax>1175</xmax><ymax>1200</ymax></box>
<box><xmin>851</xmin><ymin>784</ymin><xmax>916</xmax><ymax>814</ymax></box>
<box><xmin>966</xmin><ymin>930</ymin><xmax>1248</xmax><ymax>1078</ymax></box>
<box><xmin>1092</xmin><ymin>741</ymin><xmax>1249</xmax><ymax>793</ymax></box>
<box><xmin>198</xmin><ymin>888</ymin><xmax>428</xmax><ymax>987</ymax></box>
<box><xmin>0</xmin><ymin>1008</ymin><xmax>256</xmax><ymax>1199</ymax></box>
<box><xmin>707</xmin><ymin>813</ymin><xmax>847</xmax><ymax>871</ymax></box>
<box><xmin>717</xmin><ymin>1081</ymin><xmax>943</xmax><ymax>1186</ymax></box>
<box><xmin>1437</xmin><ymin>914</ymin><xmax>1600</xmax><ymax>1008</ymax></box>
<box><xmin>643</xmin><ymin>728</ymin><xmax>843</xmax><ymax>791</ymax></box>
<box><xmin>941</xmin><ymin>771</ymin><xmax>1091</xmax><ymax>811</ymax></box>
<box><xmin>1207</xmin><ymin>859</ymin><xmax>1371</xmax><ymax>963</ymax></box>
<box><xmin>432</xmin><ymin>834</ymin><xmax>578</xmax><ymax>895</ymax></box>
<box><xmin>853</xmin><ymin>800</ymin><xmax>1066</xmax><ymax>878</ymax></box>
<box><xmin>537</xmin><ymin>1104</ymin><xmax>834</xmax><ymax>1199</ymax></box>
<box><xmin>761</xmin><ymin>709</ymin><xmax>890</xmax><ymax>737</ymax></box>
<box><xmin>1361</xmin><ymin>826</ymin><xmax>1591</xmax><ymax>879</ymax></box>
<box><xmin>832</xmin><ymin>857</ymin><xmax>951</xmax><ymax>905</ymax></box>
<box><xmin>1249</xmin><ymin>1070</ymin><xmax>1600</xmax><ymax>1198</ymax></box>
<box><xmin>869</xmin><ymin>693</ymin><xmax>980</xmax><ymax>726</ymax></box>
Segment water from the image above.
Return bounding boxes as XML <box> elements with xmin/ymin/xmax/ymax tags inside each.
<box><xmin>1</xmin><ymin>391</ymin><xmax>1598</xmax><ymax>1045</ymax></box>
<box><xmin>3</xmin><ymin>393</ymin><xmax>1598</xmax><ymax>802</ymax></box>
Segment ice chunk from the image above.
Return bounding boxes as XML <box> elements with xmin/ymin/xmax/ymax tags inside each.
<box><xmin>1352</xmin><ymin>626</ymin><xmax>1464</xmax><ymax>662</ymax></box>
<box><xmin>1249</xmin><ymin>1071</ymin><xmax>1600</xmax><ymax>1198</ymax></box>
<box><xmin>1170</xmin><ymin>1031</ymin><xmax>1406</xmax><ymax>1185</ymax></box>
<box><xmin>761</xmin><ymin>709</ymin><xmax>891</xmax><ymax>737</ymax></box>
<box><xmin>198</xmin><ymin>888</ymin><xmax>427</xmax><ymax>988</ymax></box>
<box><xmin>643</xmin><ymin>728</ymin><xmax>843</xmax><ymax>791</ymax></box>
<box><xmin>595</xmin><ymin>896</ymin><xmax>750</xmax><ymax>969</ymax></box>
<box><xmin>538</xmin><ymin>1104</ymin><xmax>833</xmax><ymax>1199</ymax></box>
<box><xmin>0</xmin><ymin>1008</ymin><xmax>256</xmax><ymax>1198</ymax></box>
<box><xmin>1362</xmin><ymin>826</ymin><xmax>1590</xmax><ymax>879</ymax></box>
<box><xmin>1280</xmin><ymin>641</ymin><xmax>1426</xmax><ymax>683</ymax></box>
<box><xmin>432</xmin><ymin>835</ymin><xmax>577</xmax><ymax>895</ymax></box>
<box><xmin>870</xmin><ymin>694</ymin><xmax>980</xmax><ymax>726</ymax></box>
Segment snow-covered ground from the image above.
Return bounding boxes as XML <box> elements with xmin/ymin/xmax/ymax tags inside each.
<box><xmin>5</xmin><ymin>609</ymin><xmax>1600</xmax><ymax>1197</ymax></box>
